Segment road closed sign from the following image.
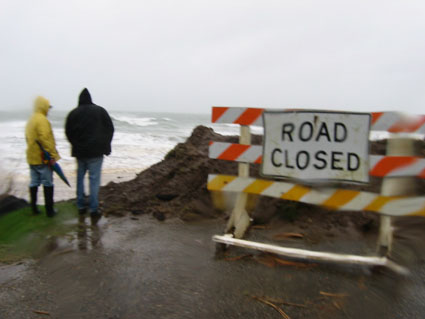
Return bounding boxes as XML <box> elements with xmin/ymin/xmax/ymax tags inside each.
<box><xmin>261</xmin><ymin>110</ymin><xmax>371</xmax><ymax>183</ymax></box>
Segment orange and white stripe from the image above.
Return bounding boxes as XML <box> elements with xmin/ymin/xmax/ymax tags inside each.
<box><xmin>209</xmin><ymin>142</ymin><xmax>425</xmax><ymax>178</ymax></box>
<box><xmin>209</xmin><ymin>142</ymin><xmax>262</xmax><ymax>164</ymax></box>
<box><xmin>207</xmin><ymin>174</ymin><xmax>425</xmax><ymax>216</ymax></box>
<box><xmin>369</xmin><ymin>155</ymin><xmax>425</xmax><ymax>178</ymax></box>
<box><xmin>371</xmin><ymin>112</ymin><xmax>425</xmax><ymax>133</ymax></box>
<box><xmin>212</xmin><ymin>107</ymin><xmax>425</xmax><ymax>133</ymax></box>
<box><xmin>212</xmin><ymin>107</ymin><xmax>264</xmax><ymax>126</ymax></box>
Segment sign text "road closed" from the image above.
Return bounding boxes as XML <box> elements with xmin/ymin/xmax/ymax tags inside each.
<box><xmin>261</xmin><ymin>111</ymin><xmax>371</xmax><ymax>182</ymax></box>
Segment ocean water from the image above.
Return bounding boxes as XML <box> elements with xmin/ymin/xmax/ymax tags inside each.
<box><xmin>0</xmin><ymin>109</ymin><xmax>248</xmax><ymax>201</ymax></box>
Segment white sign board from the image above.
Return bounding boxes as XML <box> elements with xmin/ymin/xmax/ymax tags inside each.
<box><xmin>261</xmin><ymin>110</ymin><xmax>371</xmax><ymax>183</ymax></box>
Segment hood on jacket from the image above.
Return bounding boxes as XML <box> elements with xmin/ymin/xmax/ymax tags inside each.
<box><xmin>78</xmin><ymin>88</ymin><xmax>93</xmax><ymax>105</ymax></box>
<box><xmin>34</xmin><ymin>96</ymin><xmax>51</xmax><ymax>115</ymax></box>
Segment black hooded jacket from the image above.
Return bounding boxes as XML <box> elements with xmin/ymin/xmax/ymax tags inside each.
<box><xmin>65</xmin><ymin>88</ymin><xmax>114</xmax><ymax>158</ymax></box>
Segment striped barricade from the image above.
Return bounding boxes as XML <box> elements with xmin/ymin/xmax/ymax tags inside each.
<box><xmin>208</xmin><ymin>106</ymin><xmax>424</xmax><ymax>274</ymax></box>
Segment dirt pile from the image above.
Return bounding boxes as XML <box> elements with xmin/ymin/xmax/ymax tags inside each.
<box><xmin>100</xmin><ymin>126</ymin><xmax>239</xmax><ymax>220</ymax></box>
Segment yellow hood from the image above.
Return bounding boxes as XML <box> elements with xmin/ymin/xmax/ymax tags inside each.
<box><xmin>34</xmin><ymin>96</ymin><xmax>51</xmax><ymax>115</ymax></box>
<box><xmin>25</xmin><ymin>96</ymin><xmax>60</xmax><ymax>164</ymax></box>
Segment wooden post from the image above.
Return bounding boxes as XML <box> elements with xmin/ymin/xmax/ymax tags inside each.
<box><xmin>225</xmin><ymin>125</ymin><xmax>251</xmax><ymax>238</ymax></box>
<box><xmin>378</xmin><ymin>136</ymin><xmax>417</xmax><ymax>255</ymax></box>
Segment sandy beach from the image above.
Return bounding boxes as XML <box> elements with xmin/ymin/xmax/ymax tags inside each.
<box><xmin>1</xmin><ymin>164</ymin><xmax>145</xmax><ymax>203</ymax></box>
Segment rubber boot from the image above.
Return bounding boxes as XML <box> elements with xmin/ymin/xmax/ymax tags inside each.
<box><xmin>29</xmin><ymin>186</ymin><xmax>40</xmax><ymax>215</ymax></box>
<box><xmin>43</xmin><ymin>186</ymin><xmax>56</xmax><ymax>217</ymax></box>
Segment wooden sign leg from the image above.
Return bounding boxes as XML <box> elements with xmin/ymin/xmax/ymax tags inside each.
<box><xmin>230</xmin><ymin>193</ymin><xmax>250</xmax><ymax>238</ymax></box>
<box><xmin>225</xmin><ymin>125</ymin><xmax>251</xmax><ymax>238</ymax></box>
<box><xmin>378</xmin><ymin>137</ymin><xmax>416</xmax><ymax>255</ymax></box>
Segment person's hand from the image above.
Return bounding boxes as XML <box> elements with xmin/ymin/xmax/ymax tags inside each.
<box><xmin>49</xmin><ymin>159</ymin><xmax>56</xmax><ymax>167</ymax></box>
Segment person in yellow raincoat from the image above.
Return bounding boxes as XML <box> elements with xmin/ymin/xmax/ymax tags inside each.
<box><xmin>25</xmin><ymin>96</ymin><xmax>61</xmax><ymax>217</ymax></box>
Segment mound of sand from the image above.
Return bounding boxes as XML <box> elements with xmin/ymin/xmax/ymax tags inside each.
<box><xmin>100</xmin><ymin>126</ymin><xmax>238</xmax><ymax>221</ymax></box>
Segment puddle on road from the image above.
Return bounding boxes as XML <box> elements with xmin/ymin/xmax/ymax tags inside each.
<box><xmin>37</xmin><ymin>215</ymin><xmax>119</xmax><ymax>255</ymax></box>
<box><xmin>34</xmin><ymin>213</ymin><xmax>153</xmax><ymax>258</ymax></box>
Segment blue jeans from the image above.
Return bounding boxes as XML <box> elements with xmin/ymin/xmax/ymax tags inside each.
<box><xmin>76</xmin><ymin>157</ymin><xmax>103</xmax><ymax>212</ymax></box>
<box><xmin>29</xmin><ymin>165</ymin><xmax>53</xmax><ymax>187</ymax></box>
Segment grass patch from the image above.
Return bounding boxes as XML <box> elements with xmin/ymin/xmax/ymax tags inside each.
<box><xmin>0</xmin><ymin>202</ymin><xmax>78</xmax><ymax>262</ymax></box>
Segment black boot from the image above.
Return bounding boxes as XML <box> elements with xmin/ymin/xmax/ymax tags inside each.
<box><xmin>29</xmin><ymin>186</ymin><xmax>40</xmax><ymax>215</ymax></box>
<box><xmin>43</xmin><ymin>186</ymin><xmax>56</xmax><ymax>217</ymax></box>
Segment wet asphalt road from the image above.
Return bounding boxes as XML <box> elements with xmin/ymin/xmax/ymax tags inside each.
<box><xmin>1</xmin><ymin>215</ymin><xmax>425</xmax><ymax>319</ymax></box>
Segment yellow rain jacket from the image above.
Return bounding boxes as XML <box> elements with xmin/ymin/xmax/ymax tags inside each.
<box><xmin>25</xmin><ymin>96</ymin><xmax>60</xmax><ymax>165</ymax></box>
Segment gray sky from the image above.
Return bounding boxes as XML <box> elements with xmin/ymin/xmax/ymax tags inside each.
<box><xmin>1</xmin><ymin>0</ymin><xmax>425</xmax><ymax>114</ymax></box>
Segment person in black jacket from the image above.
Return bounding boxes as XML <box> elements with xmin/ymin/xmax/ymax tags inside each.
<box><xmin>65</xmin><ymin>88</ymin><xmax>114</xmax><ymax>218</ymax></box>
